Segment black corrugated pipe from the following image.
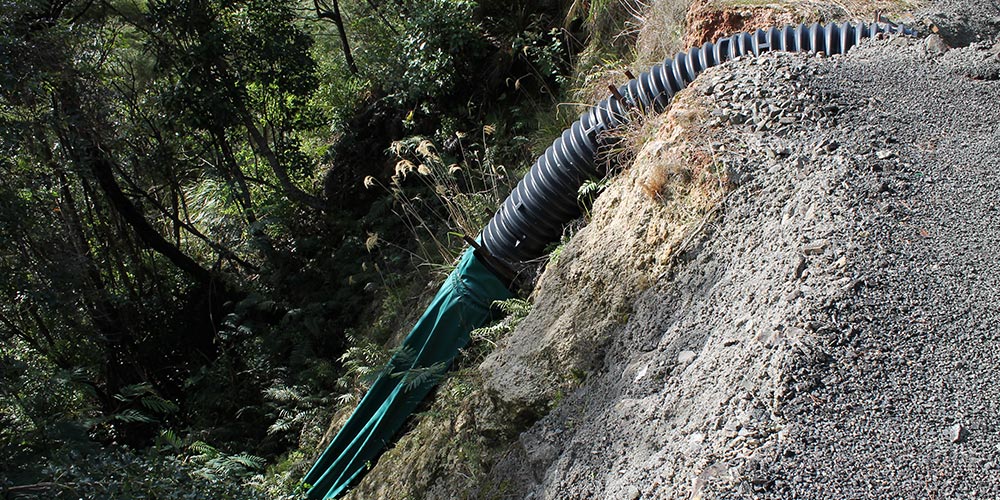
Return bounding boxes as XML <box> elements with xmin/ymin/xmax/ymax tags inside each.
<box><xmin>481</xmin><ymin>21</ymin><xmax>915</xmax><ymax>267</ymax></box>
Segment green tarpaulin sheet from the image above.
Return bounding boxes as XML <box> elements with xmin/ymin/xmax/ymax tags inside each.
<box><xmin>303</xmin><ymin>248</ymin><xmax>512</xmax><ymax>499</ymax></box>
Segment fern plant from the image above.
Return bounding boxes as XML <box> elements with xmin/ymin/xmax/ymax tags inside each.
<box><xmin>104</xmin><ymin>383</ymin><xmax>179</xmax><ymax>426</ymax></box>
<box><xmin>335</xmin><ymin>332</ymin><xmax>394</xmax><ymax>406</ymax></box>
<box><xmin>187</xmin><ymin>440</ymin><xmax>266</xmax><ymax>480</ymax></box>
<box><xmin>335</xmin><ymin>335</ymin><xmax>460</xmax><ymax>405</ymax></box>
<box><xmin>393</xmin><ymin>361</ymin><xmax>449</xmax><ymax>393</ymax></box>
<box><xmin>263</xmin><ymin>384</ymin><xmax>315</xmax><ymax>438</ymax></box>
<box><xmin>461</xmin><ymin>298</ymin><xmax>533</xmax><ymax>367</ymax></box>
<box><xmin>151</xmin><ymin>429</ymin><xmax>266</xmax><ymax>481</ymax></box>
<box><xmin>577</xmin><ymin>176</ymin><xmax>612</xmax><ymax>220</ymax></box>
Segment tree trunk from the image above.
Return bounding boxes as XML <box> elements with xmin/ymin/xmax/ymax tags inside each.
<box><xmin>210</xmin><ymin>126</ymin><xmax>281</xmax><ymax>261</ymax></box>
<box><xmin>210</xmin><ymin>126</ymin><xmax>259</xmax><ymax>225</ymax></box>
<box><xmin>54</xmin><ymin>84</ymin><xmax>214</xmax><ymax>287</ymax></box>
<box><xmin>54</xmin><ymin>82</ymin><xmax>225</xmax><ymax>366</ymax></box>
<box><xmin>239</xmin><ymin>110</ymin><xmax>328</xmax><ymax>211</ymax></box>
<box><xmin>36</xmin><ymin>131</ymin><xmax>149</xmax><ymax>406</ymax></box>
<box><xmin>315</xmin><ymin>0</ymin><xmax>359</xmax><ymax>74</ymax></box>
<box><xmin>85</xmin><ymin>147</ymin><xmax>217</xmax><ymax>287</ymax></box>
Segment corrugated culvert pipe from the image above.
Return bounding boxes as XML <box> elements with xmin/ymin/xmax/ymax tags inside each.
<box><xmin>306</xmin><ymin>20</ymin><xmax>915</xmax><ymax>499</ymax></box>
<box><xmin>481</xmin><ymin>20</ymin><xmax>915</xmax><ymax>267</ymax></box>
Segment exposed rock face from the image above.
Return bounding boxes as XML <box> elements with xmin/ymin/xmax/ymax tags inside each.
<box><xmin>679</xmin><ymin>0</ymin><xmax>914</xmax><ymax>50</ymax></box>
<box><xmin>683</xmin><ymin>0</ymin><xmax>802</xmax><ymax>48</ymax></box>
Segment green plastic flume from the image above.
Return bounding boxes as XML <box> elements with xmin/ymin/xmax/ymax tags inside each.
<box><xmin>303</xmin><ymin>248</ymin><xmax>511</xmax><ymax>499</ymax></box>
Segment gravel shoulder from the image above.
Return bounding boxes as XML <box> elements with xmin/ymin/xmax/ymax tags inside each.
<box><xmin>486</xmin><ymin>22</ymin><xmax>1000</xmax><ymax>500</ymax></box>
<box><xmin>743</xmin><ymin>29</ymin><xmax>1000</xmax><ymax>500</ymax></box>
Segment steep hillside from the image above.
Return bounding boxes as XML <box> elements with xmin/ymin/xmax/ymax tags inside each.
<box><xmin>335</xmin><ymin>1</ymin><xmax>1000</xmax><ymax>498</ymax></box>
<box><xmin>490</xmin><ymin>34</ymin><xmax>1000</xmax><ymax>499</ymax></box>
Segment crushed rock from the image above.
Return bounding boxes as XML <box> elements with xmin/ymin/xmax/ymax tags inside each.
<box><xmin>486</xmin><ymin>25</ymin><xmax>1000</xmax><ymax>500</ymax></box>
<box><xmin>485</xmin><ymin>49</ymin><xmax>865</xmax><ymax>500</ymax></box>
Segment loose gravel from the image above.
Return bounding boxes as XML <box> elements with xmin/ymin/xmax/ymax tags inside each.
<box><xmin>484</xmin><ymin>11</ymin><xmax>1000</xmax><ymax>500</ymax></box>
<box><xmin>736</xmin><ymin>28</ymin><xmax>1000</xmax><ymax>500</ymax></box>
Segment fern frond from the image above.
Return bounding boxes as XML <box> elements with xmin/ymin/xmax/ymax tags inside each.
<box><xmin>496</xmin><ymin>297</ymin><xmax>532</xmax><ymax>317</ymax></box>
<box><xmin>336</xmin><ymin>392</ymin><xmax>357</xmax><ymax>406</ymax></box>
<box><xmin>188</xmin><ymin>440</ymin><xmax>218</xmax><ymax>457</ymax></box>
<box><xmin>263</xmin><ymin>386</ymin><xmax>303</xmax><ymax>403</ymax></box>
<box><xmin>113</xmin><ymin>409</ymin><xmax>154</xmax><ymax>423</ymax></box>
<box><xmin>227</xmin><ymin>453</ymin><xmax>266</xmax><ymax>471</ymax></box>
<box><xmin>268</xmin><ymin>419</ymin><xmax>293</xmax><ymax>435</ymax></box>
<box><xmin>158</xmin><ymin>429</ymin><xmax>183</xmax><ymax>450</ymax></box>
<box><xmin>114</xmin><ymin>382</ymin><xmax>155</xmax><ymax>403</ymax></box>
<box><xmin>140</xmin><ymin>394</ymin><xmax>179</xmax><ymax>414</ymax></box>
<box><xmin>397</xmin><ymin>362</ymin><xmax>448</xmax><ymax>392</ymax></box>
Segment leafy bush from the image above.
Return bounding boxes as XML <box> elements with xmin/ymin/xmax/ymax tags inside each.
<box><xmin>388</xmin><ymin>0</ymin><xmax>487</xmax><ymax>107</ymax></box>
<box><xmin>5</xmin><ymin>446</ymin><xmax>267</xmax><ymax>499</ymax></box>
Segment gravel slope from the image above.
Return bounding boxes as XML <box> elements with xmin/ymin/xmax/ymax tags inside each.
<box><xmin>484</xmin><ymin>10</ymin><xmax>1000</xmax><ymax>499</ymax></box>
<box><xmin>743</xmin><ymin>27</ymin><xmax>1000</xmax><ymax>500</ymax></box>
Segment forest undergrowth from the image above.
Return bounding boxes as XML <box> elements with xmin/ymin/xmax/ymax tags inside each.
<box><xmin>0</xmin><ymin>0</ymin><xmax>649</xmax><ymax>497</ymax></box>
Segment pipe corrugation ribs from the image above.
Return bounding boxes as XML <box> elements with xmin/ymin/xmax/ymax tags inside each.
<box><xmin>480</xmin><ymin>21</ymin><xmax>914</xmax><ymax>265</ymax></box>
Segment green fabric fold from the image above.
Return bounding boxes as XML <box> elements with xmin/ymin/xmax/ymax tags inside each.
<box><xmin>303</xmin><ymin>248</ymin><xmax>512</xmax><ymax>499</ymax></box>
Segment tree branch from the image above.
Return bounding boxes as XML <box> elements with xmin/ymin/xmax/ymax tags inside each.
<box><xmin>313</xmin><ymin>0</ymin><xmax>359</xmax><ymax>74</ymax></box>
<box><xmin>55</xmin><ymin>84</ymin><xmax>219</xmax><ymax>289</ymax></box>
<box><xmin>117</xmin><ymin>175</ymin><xmax>261</xmax><ymax>274</ymax></box>
<box><xmin>239</xmin><ymin>111</ymin><xmax>328</xmax><ymax>211</ymax></box>
<box><xmin>363</xmin><ymin>0</ymin><xmax>399</xmax><ymax>36</ymax></box>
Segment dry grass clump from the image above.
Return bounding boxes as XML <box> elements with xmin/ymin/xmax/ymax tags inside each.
<box><xmin>634</xmin><ymin>0</ymin><xmax>693</xmax><ymax>68</ymax></box>
<box><xmin>362</xmin><ymin>133</ymin><xmax>515</xmax><ymax>268</ymax></box>
<box><xmin>572</xmin><ymin>83</ymin><xmax>732</xmax><ymax>270</ymax></box>
<box><xmin>561</xmin><ymin>0</ymin><xmax>652</xmax><ymax>112</ymax></box>
<box><xmin>619</xmin><ymin>92</ymin><xmax>728</xmax><ymax>214</ymax></box>
<box><xmin>641</xmin><ymin>158</ymin><xmax>695</xmax><ymax>201</ymax></box>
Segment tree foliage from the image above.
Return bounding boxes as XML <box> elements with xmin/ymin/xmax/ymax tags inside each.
<box><xmin>0</xmin><ymin>0</ymin><xmax>581</xmax><ymax>495</ymax></box>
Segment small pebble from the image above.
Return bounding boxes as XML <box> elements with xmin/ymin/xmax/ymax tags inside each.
<box><xmin>626</xmin><ymin>486</ymin><xmax>641</xmax><ymax>500</ymax></box>
<box><xmin>925</xmin><ymin>34</ymin><xmax>949</xmax><ymax>57</ymax></box>
<box><xmin>801</xmin><ymin>239</ymin><xmax>829</xmax><ymax>255</ymax></box>
<box><xmin>949</xmin><ymin>423</ymin><xmax>967</xmax><ymax>443</ymax></box>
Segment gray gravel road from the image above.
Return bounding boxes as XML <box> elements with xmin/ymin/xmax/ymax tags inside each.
<box><xmin>745</xmin><ymin>29</ymin><xmax>1000</xmax><ymax>500</ymax></box>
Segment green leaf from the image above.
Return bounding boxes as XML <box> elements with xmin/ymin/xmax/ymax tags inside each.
<box><xmin>113</xmin><ymin>409</ymin><xmax>154</xmax><ymax>423</ymax></box>
<box><xmin>140</xmin><ymin>394</ymin><xmax>179</xmax><ymax>414</ymax></box>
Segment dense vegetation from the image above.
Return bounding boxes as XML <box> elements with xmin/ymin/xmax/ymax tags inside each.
<box><xmin>0</xmin><ymin>0</ymin><xmax>636</xmax><ymax>496</ymax></box>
